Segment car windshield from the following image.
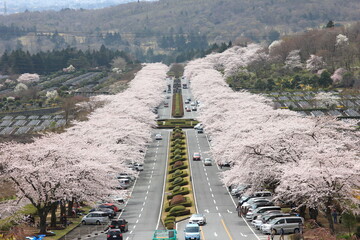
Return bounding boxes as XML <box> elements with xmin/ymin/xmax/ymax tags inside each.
<box><xmin>185</xmin><ymin>227</ymin><xmax>199</xmax><ymax>233</ymax></box>
<box><xmin>192</xmin><ymin>214</ymin><xmax>202</xmax><ymax>218</ymax></box>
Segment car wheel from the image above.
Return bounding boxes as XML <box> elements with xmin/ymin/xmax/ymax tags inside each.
<box><xmin>294</xmin><ymin>228</ymin><xmax>300</xmax><ymax>234</ymax></box>
<box><xmin>81</xmin><ymin>220</ymin><xmax>86</xmax><ymax>225</ymax></box>
<box><xmin>96</xmin><ymin>220</ymin><xmax>100</xmax><ymax>225</ymax></box>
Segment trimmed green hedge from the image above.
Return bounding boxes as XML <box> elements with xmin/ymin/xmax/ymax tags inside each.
<box><xmin>168</xmin><ymin>209</ymin><xmax>191</xmax><ymax>217</ymax></box>
<box><xmin>169</xmin><ymin>179</ymin><xmax>189</xmax><ymax>190</ymax></box>
<box><xmin>165</xmin><ymin>197</ymin><xmax>193</xmax><ymax>212</ymax></box>
<box><xmin>168</xmin><ymin>164</ymin><xmax>187</xmax><ymax>174</ymax></box>
<box><xmin>168</xmin><ymin>171</ymin><xmax>188</xmax><ymax>182</ymax></box>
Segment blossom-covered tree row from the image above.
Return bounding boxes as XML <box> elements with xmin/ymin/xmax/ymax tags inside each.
<box><xmin>184</xmin><ymin>46</ymin><xmax>360</xmax><ymax>232</ymax></box>
<box><xmin>0</xmin><ymin>63</ymin><xmax>168</xmax><ymax>233</ymax></box>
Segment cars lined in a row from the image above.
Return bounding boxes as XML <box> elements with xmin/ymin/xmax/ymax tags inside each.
<box><xmin>236</xmin><ymin>190</ymin><xmax>304</xmax><ymax>235</ymax></box>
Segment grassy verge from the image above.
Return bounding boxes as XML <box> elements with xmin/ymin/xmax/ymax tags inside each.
<box><xmin>171</xmin><ymin>93</ymin><xmax>184</xmax><ymax>118</ymax></box>
<box><xmin>161</xmin><ymin>128</ymin><xmax>195</xmax><ymax>229</ymax></box>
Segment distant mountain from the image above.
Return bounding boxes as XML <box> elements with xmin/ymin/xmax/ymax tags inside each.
<box><xmin>0</xmin><ymin>0</ymin><xmax>360</xmax><ymax>63</ymax></box>
<box><xmin>1</xmin><ymin>0</ymin><xmax>157</xmax><ymax>14</ymax></box>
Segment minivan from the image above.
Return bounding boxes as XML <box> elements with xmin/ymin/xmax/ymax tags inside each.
<box><xmin>81</xmin><ymin>211</ymin><xmax>109</xmax><ymax>225</ymax></box>
<box><xmin>261</xmin><ymin>216</ymin><xmax>304</xmax><ymax>234</ymax></box>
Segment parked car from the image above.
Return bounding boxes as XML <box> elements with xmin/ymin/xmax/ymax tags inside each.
<box><xmin>247</xmin><ymin>206</ymin><xmax>281</xmax><ymax>221</ymax></box>
<box><xmin>241</xmin><ymin>198</ymin><xmax>272</xmax><ymax>210</ymax></box>
<box><xmin>191</xmin><ymin>106</ymin><xmax>197</xmax><ymax>111</ymax></box>
<box><xmin>246</xmin><ymin>202</ymin><xmax>276</xmax><ymax>220</ymax></box>
<box><xmin>108</xmin><ymin>219</ymin><xmax>129</xmax><ymax>232</ymax></box>
<box><xmin>231</xmin><ymin>184</ymin><xmax>250</xmax><ymax>197</ymax></box>
<box><xmin>98</xmin><ymin>203</ymin><xmax>120</xmax><ymax>212</ymax></box>
<box><xmin>185</xmin><ymin>106</ymin><xmax>191</xmax><ymax>112</ymax></box>
<box><xmin>193</xmin><ymin>152</ymin><xmax>201</xmax><ymax>161</ymax></box>
<box><xmin>189</xmin><ymin>214</ymin><xmax>206</xmax><ymax>225</ymax></box>
<box><xmin>261</xmin><ymin>216</ymin><xmax>304</xmax><ymax>234</ymax></box>
<box><xmin>89</xmin><ymin>208</ymin><xmax>115</xmax><ymax>218</ymax></box>
<box><xmin>155</xmin><ymin>133</ymin><xmax>163</xmax><ymax>140</ymax></box>
<box><xmin>81</xmin><ymin>211</ymin><xmax>109</xmax><ymax>225</ymax></box>
<box><xmin>118</xmin><ymin>178</ymin><xmax>131</xmax><ymax>189</ymax></box>
<box><xmin>194</xmin><ymin>123</ymin><xmax>203</xmax><ymax>129</ymax></box>
<box><xmin>190</xmin><ymin>102</ymin><xmax>196</xmax><ymax>106</ymax></box>
<box><xmin>133</xmin><ymin>163</ymin><xmax>144</xmax><ymax>171</ymax></box>
<box><xmin>164</xmin><ymin>102</ymin><xmax>169</xmax><ymax>107</ymax></box>
<box><xmin>203</xmin><ymin>158</ymin><xmax>212</xmax><ymax>166</ymax></box>
<box><xmin>184</xmin><ymin>223</ymin><xmax>201</xmax><ymax>240</ymax></box>
<box><xmin>253</xmin><ymin>212</ymin><xmax>290</xmax><ymax>230</ymax></box>
<box><xmin>185</xmin><ymin>99</ymin><xmax>190</xmax><ymax>104</ymax></box>
<box><xmin>107</xmin><ymin>229</ymin><xmax>123</xmax><ymax>240</ymax></box>
<box><xmin>117</xmin><ymin>172</ymin><xmax>135</xmax><ymax>181</ymax></box>
<box><xmin>239</xmin><ymin>191</ymin><xmax>273</xmax><ymax>206</ymax></box>
<box><xmin>218</xmin><ymin>161</ymin><xmax>233</xmax><ymax>168</ymax></box>
<box><xmin>197</xmin><ymin>128</ymin><xmax>203</xmax><ymax>133</ymax></box>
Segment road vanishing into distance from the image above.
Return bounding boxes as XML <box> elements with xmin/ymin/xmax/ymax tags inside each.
<box><xmin>66</xmin><ymin>76</ymin><xmax>268</xmax><ymax>240</ymax></box>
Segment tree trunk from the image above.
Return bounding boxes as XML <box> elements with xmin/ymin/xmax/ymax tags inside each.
<box><xmin>50</xmin><ymin>202</ymin><xmax>58</xmax><ymax>228</ymax></box>
<box><xmin>67</xmin><ymin>199</ymin><xmax>74</xmax><ymax>217</ymax></box>
<box><xmin>60</xmin><ymin>200</ymin><xmax>66</xmax><ymax>217</ymax></box>
<box><xmin>325</xmin><ymin>204</ymin><xmax>335</xmax><ymax>234</ymax></box>
<box><xmin>37</xmin><ymin>208</ymin><xmax>49</xmax><ymax>234</ymax></box>
<box><xmin>299</xmin><ymin>205</ymin><xmax>306</xmax><ymax>218</ymax></box>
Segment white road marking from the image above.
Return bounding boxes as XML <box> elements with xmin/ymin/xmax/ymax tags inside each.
<box><xmin>209</xmin><ymin>188</ymin><xmax>212</xmax><ymax>192</ymax></box>
<box><xmin>216</xmin><ymin>206</ymin><xmax>219</xmax><ymax>211</ymax></box>
<box><xmin>146</xmin><ymin>190</ymin><xmax>149</xmax><ymax>194</ymax></box>
<box><xmin>136</xmin><ymin>219</ymin><xmax>139</xmax><ymax>223</ymax></box>
<box><xmin>145</xmin><ymin>196</ymin><xmax>148</xmax><ymax>200</ymax></box>
<box><xmin>149</xmin><ymin>179</ymin><xmax>152</xmax><ymax>184</ymax></box>
<box><xmin>211</xmin><ymin>194</ymin><xmax>214</xmax><ymax>198</ymax></box>
<box><xmin>218</xmin><ymin>213</ymin><xmax>222</xmax><ymax>217</ymax></box>
<box><xmin>130</xmin><ymin>231</ymin><xmax>133</xmax><ymax>234</ymax></box>
<box><xmin>213</xmin><ymin>199</ymin><xmax>217</xmax><ymax>204</ymax></box>
<box><xmin>227</xmin><ymin>209</ymin><xmax>233</xmax><ymax>214</ymax></box>
<box><xmin>214</xmin><ymin>232</ymin><xmax>218</xmax><ymax>237</ymax></box>
<box><xmin>204</xmin><ymin>209</ymin><xmax>209</xmax><ymax>213</ymax></box>
<box><xmin>141</xmin><ymin>208</ymin><xmax>143</xmax><ymax>212</ymax></box>
<box><xmin>143</xmin><ymin>202</ymin><xmax>146</xmax><ymax>206</ymax></box>
<box><xmin>138</xmin><ymin>213</ymin><xmax>142</xmax><ymax>218</ymax></box>
<box><xmin>208</xmin><ymin>182</ymin><xmax>211</xmax><ymax>186</ymax></box>
<box><xmin>133</xmin><ymin>225</ymin><xmax>136</xmax><ymax>229</ymax></box>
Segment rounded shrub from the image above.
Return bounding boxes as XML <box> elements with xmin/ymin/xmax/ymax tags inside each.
<box><xmin>173</xmin><ymin>177</ymin><xmax>183</xmax><ymax>185</ymax></box>
<box><xmin>172</xmin><ymin>186</ymin><xmax>181</xmax><ymax>192</ymax></box>
<box><xmin>173</xmin><ymin>155</ymin><xmax>182</xmax><ymax>161</ymax></box>
<box><xmin>165</xmin><ymin>222</ymin><xmax>175</xmax><ymax>230</ymax></box>
<box><xmin>173</xmin><ymin>170</ymin><xmax>182</xmax><ymax>177</ymax></box>
<box><xmin>170</xmin><ymin>195</ymin><xmax>186</xmax><ymax>206</ymax></box>
<box><xmin>169</xmin><ymin>205</ymin><xmax>185</xmax><ymax>213</ymax></box>
<box><xmin>165</xmin><ymin>216</ymin><xmax>176</xmax><ymax>222</ymax></box>
<box><xmin>173</xmin><ymin>149</ymin><xmax>182</xmax><ymax>156</ymax></box>
<box><xmin>173</xmin><ymin>161</ymin><xmax>183</xmax><ymax>168</ymax></box>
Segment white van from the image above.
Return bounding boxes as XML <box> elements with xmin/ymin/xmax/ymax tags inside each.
<box><xmin>261</xmin><ymin>216</ymin><xmax>304</xmax><ymax>234</ymax></box>
<box><xmin>81</xmin><ymin>211</ymin><xmax>109</xmax><ymax>225</ymax></box>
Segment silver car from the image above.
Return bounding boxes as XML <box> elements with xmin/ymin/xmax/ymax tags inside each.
<box><xmin>81</xmin><ymin>211</ymin><xmax>109</xmax><ymax>225</ymax></box>
<box><xmin>261</xmin><ymin>216</ymin><xmax>304</xmax><ymax>234</ymax></box>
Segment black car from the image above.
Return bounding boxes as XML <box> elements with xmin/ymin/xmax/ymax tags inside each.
<box><xmin>109</xmin><ymin>219</ymin><xmax>128</xmax><ymax>232</ymax></box>
<box><xmin>107</xmin><ymin>229</ymin><xmax>123</xmax><ymax>240</ymax></box>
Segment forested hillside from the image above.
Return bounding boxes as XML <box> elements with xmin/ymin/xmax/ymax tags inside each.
<box><xmin>0</xmin><ymin>0</ymin><xmax>360</xmax><ymax>62</ymax></box>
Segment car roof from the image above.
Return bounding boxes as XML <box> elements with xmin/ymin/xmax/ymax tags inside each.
<box><xmin>191</xmin><ymin>214</ymin><xmax>203</xmax><ymax>217</ymax></box>
<box><xmin>186</xmin><ymin>223</ymin><xmax>200</xmax><ymax>227</ymax></box>
<box><xmin>89</xmin><ymin>211</ymin><xmax>108</xmax><ymax>214</ymax></box>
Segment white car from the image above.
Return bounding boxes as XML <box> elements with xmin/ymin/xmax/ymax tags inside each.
<box><xmin>203</xmin><ymin>158</ymin><xmax>212</xmax><ymax>166</ymax></box>
<box><xmin>189</xmin><ymin>213</ymin><xmax>206</xmax><ymax>225</ymax></box>
<box><xmin>194</xmin><ymin>123</ymin><xmax>203</xmax><ymax>130</ymax></box>
<box><xmin>155</xmin><ymin>133</ymin><xmax>162</xmax><ymax>140</ymax></box>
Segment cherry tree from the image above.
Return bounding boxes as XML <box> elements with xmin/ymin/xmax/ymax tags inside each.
<box><xmin>331</xmin><ymin>68</ymin><xmax>347</xmax><ymax>84</ymax></box>
<box><xmin>306</xmin><ymin>54</ymin><xmax>326</xmax><ymax>72</ymax></box>
<box><xmin>17</xmin><ymin>73</ymin><xmax>40</xmax><ymax>84</ymax></box>
<box><xmin>184</xmin><ymin>46</ymin><xmax>360</xmax><ymax>232</ymax></box>
<box><xmin>0</xmin><ymin>63</ymin><xmax>168</xmax><ymax>233</ymax></box>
